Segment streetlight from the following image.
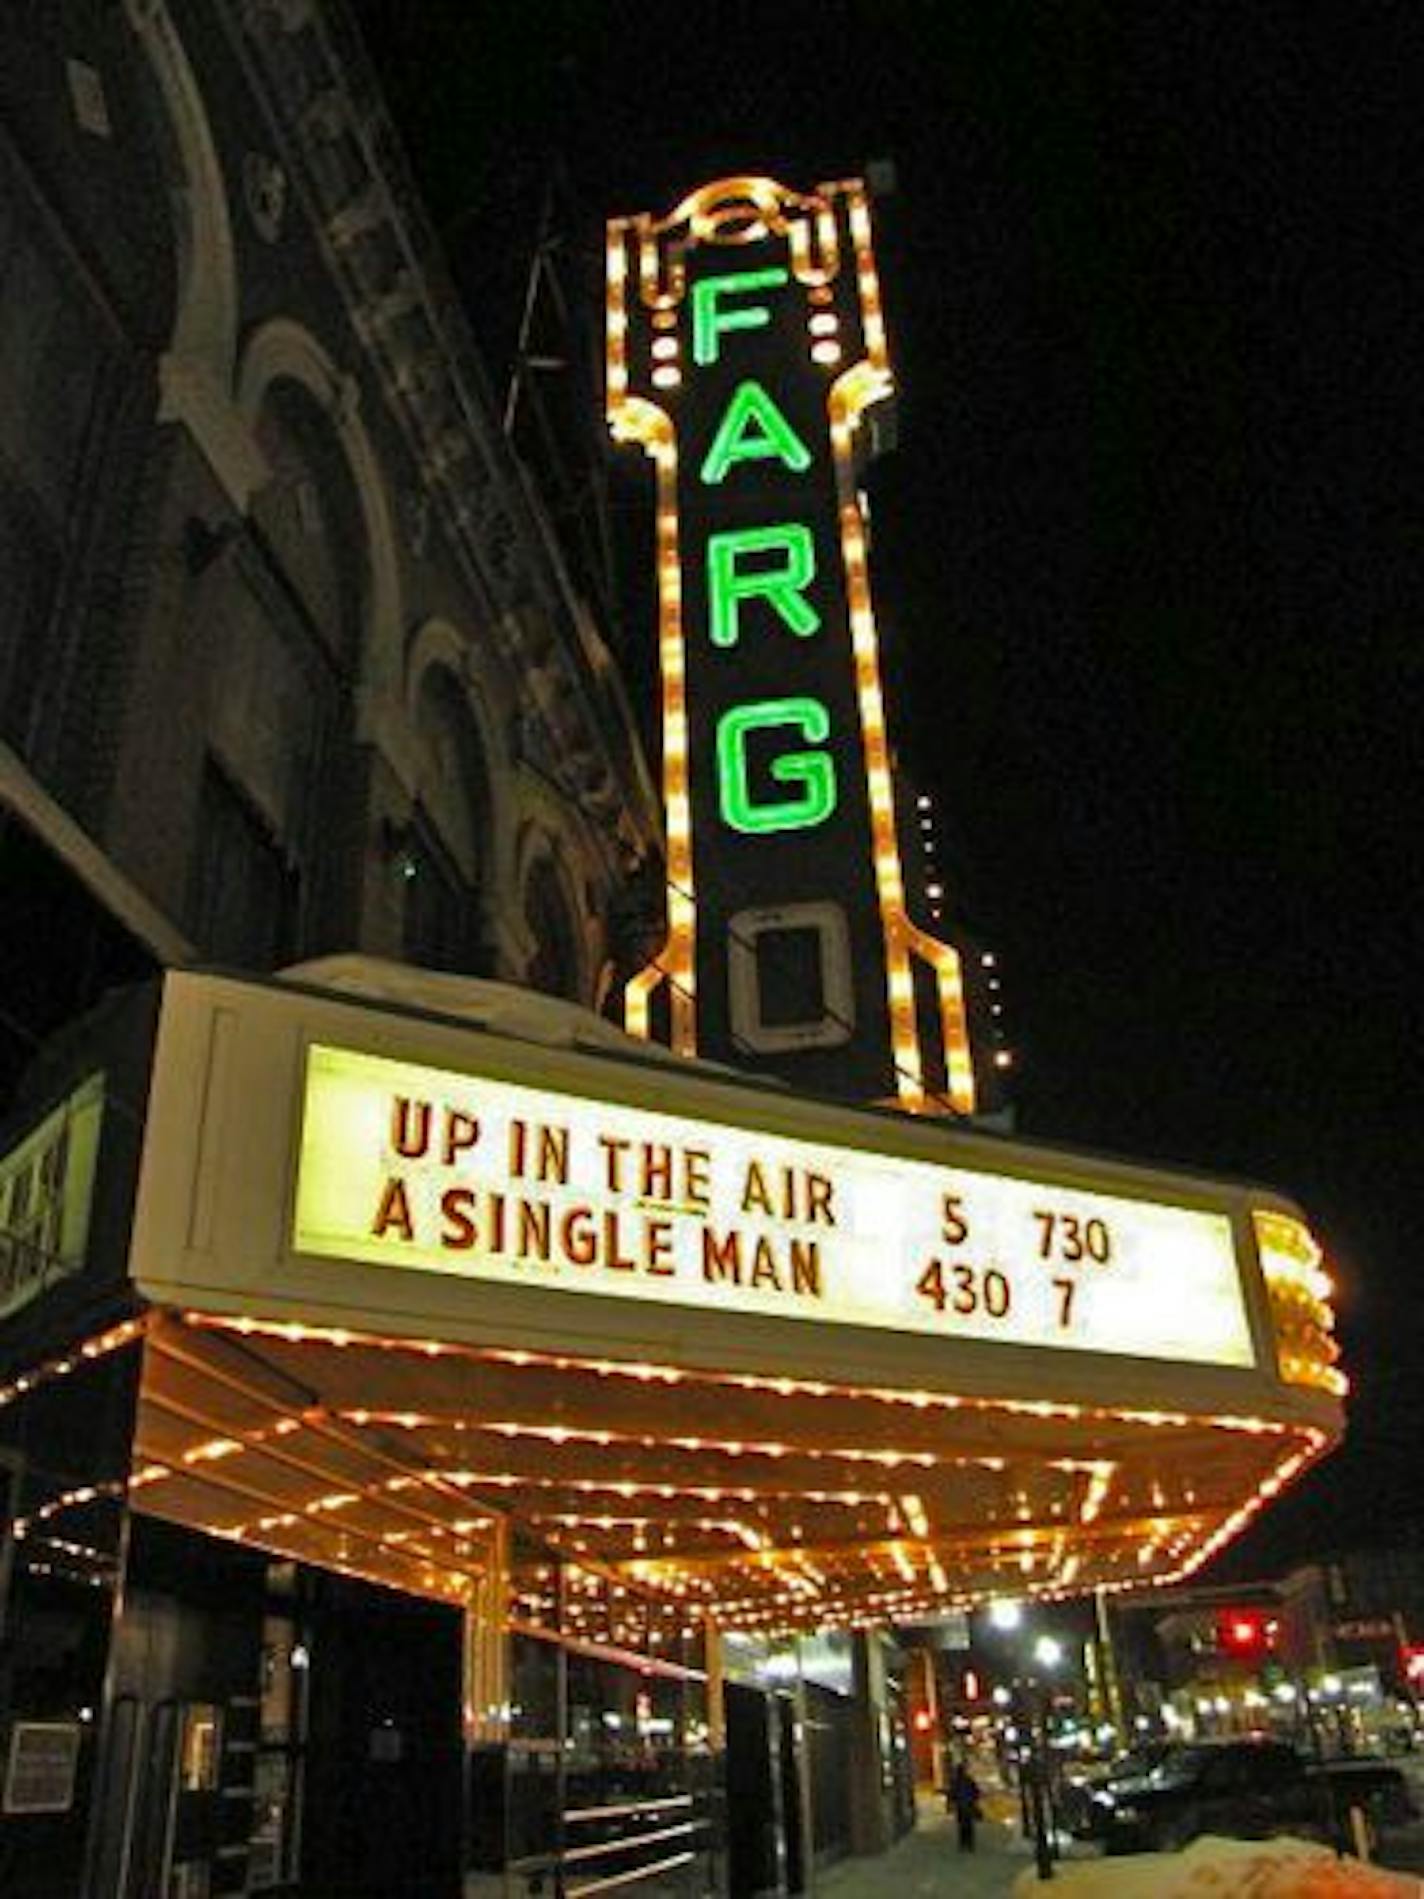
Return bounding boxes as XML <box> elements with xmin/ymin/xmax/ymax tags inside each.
<box><xmin>989</xmin><ymin>1599</ymin><xmax>1024</xmax><ymax>1633</ymax></box>
<box><xmin>1018</xmin><ymin>1635</ymin><xmax>1064</xmax><ymax>1881</ymax></box>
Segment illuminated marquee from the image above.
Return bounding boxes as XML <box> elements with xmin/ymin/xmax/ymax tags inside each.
<box><xmin>608</xmin><ymin>177</ymin><xmax>977</xmax><ymax>1112</ymax></box>
<box><xmin>295</xmin><ymin>1043</ymin><xmax>1262</xmax><ymax>1370</ymax></box>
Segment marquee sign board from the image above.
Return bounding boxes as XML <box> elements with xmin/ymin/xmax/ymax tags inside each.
<box><xmin>294</xmin><ymin>1042</ymin><xmax>1257</xmax><ymax>1371</ymax></box>
<box><xmin>0</xmin><ymin>1072</ymin><xmax>104</xmax><ymax>1321</ymax></box>
<box><xmin>608</xmin><ymin>177</ymin><xmax>977</xmax><ymax>1112</ymax></box>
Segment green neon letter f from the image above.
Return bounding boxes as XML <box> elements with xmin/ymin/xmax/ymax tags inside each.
<box><xmin>692</xmin><ymin>268</ymin><xmax>789</xmax><ymax>366</ymax></box>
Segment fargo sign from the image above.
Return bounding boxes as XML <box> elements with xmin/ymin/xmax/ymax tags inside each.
<box><xmin>691</xmin><ymin>277</ymin><xmax>837</xmax><ymax>836</ymax></box>
<box><xmin>293</xmin><ymin>1043</ymin><xmax>1258</xmax><ymax>1369</ymax></box>
<box><xmin>608</xmin><ymin>177</ymin><xmax>979</xmax><ymax>1110</ymax></box>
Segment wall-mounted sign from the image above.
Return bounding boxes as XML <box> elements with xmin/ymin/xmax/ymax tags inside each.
<box><xmin>0</xmin><ymin>1072</ymin><xmax>104</xmax><ymax>1321</ymax></box>
<box><xmin>608</xmin><ymin>176</ymin><xmax>979</xmax><ymax>1112</ymax></box>
<box><xmin>3</xmin><ymin>1721</ymin><xmax>81</xmax><ymax>1815</ymax></box>
<box><xmin>294</xmin><ymin>1043</ymin><xmax>1255</xmax><ymax>1369</ymax></box>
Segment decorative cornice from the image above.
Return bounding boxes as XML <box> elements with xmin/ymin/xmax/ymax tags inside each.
<box><xmin>225</xmin><ymin>0</ymin><xmax>662</xmax><ymax>876</ymax></box>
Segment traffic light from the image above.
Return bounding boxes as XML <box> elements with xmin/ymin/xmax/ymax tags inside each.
<box><xmin>1217</xmin><ymin>1609</ymin><xmax>1280</xmax><ymax>1658</ymax></box>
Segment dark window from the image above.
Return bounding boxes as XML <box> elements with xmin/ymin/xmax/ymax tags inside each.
<box><xmin>188</xmin><ymin>760</ymin><xmax>298</xmax><ymax>969</ymax></box>
<box><xmin>0</xmin><ymin>486</ymin><xmax>62</xmax><ymax>752</ymax></box>
<box><xmin>401</xmin><ymin>815</ymin><xmax>469</xmax><ymax>974</ymax></box>
<box><xmin>524</xmin><ymin>857</ymin><xmax>580</xmax><ymax>1001</ymax></box>
<box><xmin>0</xmin><ymin>167</ymin><xmax>113</xmax><ymax>756</ymax></box>
<box><xmin>0</xmin><ymin>184</ymin><xmax>104</xmax><ymax>525</ymax></box>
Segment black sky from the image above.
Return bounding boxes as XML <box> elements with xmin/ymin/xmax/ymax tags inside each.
<box><xmin>353</xmin><ymin>0</ymin><xmax>1424</xmax><ymax>1571</ymax></box>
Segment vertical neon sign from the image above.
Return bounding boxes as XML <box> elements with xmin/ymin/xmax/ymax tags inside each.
<box><xmin>608</xmin><ymin>176</ymin><xmax>977</xmax><ymax>1114</ymax></box>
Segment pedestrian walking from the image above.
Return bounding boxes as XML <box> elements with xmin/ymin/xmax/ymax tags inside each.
<box><xmin>947</xmin><ymin>1758</ymin><xmax>982</xmax><ymax>1852</ymax></box>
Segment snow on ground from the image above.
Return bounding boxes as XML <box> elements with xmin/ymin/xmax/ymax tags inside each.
<box><xmin>1012</xmin><ymin>1835</ymin><xmax>1422</xmax><ymax>1897</ymax></box>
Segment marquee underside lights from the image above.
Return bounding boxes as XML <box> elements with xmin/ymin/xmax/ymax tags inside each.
<box><xmin>120</xmin><ymin>970</ymin><xmax>1346</xmax><ymax>1635</ymax></box>
<box><xmin>122</xmin><ymin>1307</ymin><xmax>1335</xmax><ymax>1642</ymax></box>
<box><xmin>607</xmin><ymin>177</ymin><xmax>978</xmax><ymax>1110</ymax></box>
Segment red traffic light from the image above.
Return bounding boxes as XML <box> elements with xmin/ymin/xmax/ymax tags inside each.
<box><xmin>1217</xmin><ymin>1610</ymin><xmax>1280</xmax><ymax>1657</ymax></box>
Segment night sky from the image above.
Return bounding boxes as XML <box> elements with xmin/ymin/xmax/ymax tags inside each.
<box><xmin>354</xmin><ymin>1</ymin><xmax>1423</xmax><ymax>1573</ymax></box>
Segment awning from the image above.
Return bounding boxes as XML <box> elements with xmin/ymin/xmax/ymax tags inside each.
<box><xmin>121</xmin><ymin>965</ymin><xmax>1344</xmax><ymax>1634</ymax></box>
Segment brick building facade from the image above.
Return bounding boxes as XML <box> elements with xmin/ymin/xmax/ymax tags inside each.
<box><xmin>0</xmin><ymin>0</ymin><xmax>662</xmax><ymax>1106</ymax></box>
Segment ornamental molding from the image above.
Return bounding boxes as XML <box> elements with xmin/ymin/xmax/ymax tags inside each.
<box><xmin>226</xmin><ymin>0</ymin><xmax>660</xmax><ymax>875</ymax></box>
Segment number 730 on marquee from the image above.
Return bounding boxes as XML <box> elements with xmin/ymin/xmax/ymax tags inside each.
<box><xmin>900</xmin><ymin>1187</ymin><xmax>1253</xmax><ymax>1368</ymax></box>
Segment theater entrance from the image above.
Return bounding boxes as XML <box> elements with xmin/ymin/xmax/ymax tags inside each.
<box><xmin>86</xmin><ymin>1515</ymin><xmax>464</xmax><ymax>1899</ymax></box>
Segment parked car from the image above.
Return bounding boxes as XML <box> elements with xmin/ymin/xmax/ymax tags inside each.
<box><xmin>1085</xmin><ymin>1737</ymin><xmax>1415</xmax><ymax>1854</ymax></box>
<box><xmin>1061</xmin><ymin>1741</ymin><xmax>1186</xmax><ymax>1838</ymax></box>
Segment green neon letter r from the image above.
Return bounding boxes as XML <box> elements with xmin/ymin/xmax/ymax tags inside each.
<box><xmin>692</xmin><ymin>268</ymin><xmax>789</xmax><ymax>367</ymax></box>
<box><xmin>716</xmin><ymin>697</ymin><xmax>837</xmax><ymax>835</ymax></box>
<box><xmin>707</xmin><ymin>525</ymin><xmax>820</xmax><ymax>648</ymax></box>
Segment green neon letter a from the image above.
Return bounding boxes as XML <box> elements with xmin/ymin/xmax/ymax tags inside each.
<box><xmin>700</xmin><ymin>381</ymin><xmax>812</xmax><ymax>485</ymax></box>
<box><xmin>707</xmin><ymin>524</ymin><xmax>820</xmax><ymax>648</ymax></box>
<box><xmin>692</xmin><ymin>268</ymin><xmax>788</xmax><ymax>366</ymax></box>
<box><xmin>716</xmin><ymin>697</ymin><xmax>837</xmax><ymax>835</ymax></box>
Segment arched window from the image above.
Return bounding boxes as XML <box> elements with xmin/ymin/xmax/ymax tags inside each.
<box><xmin>251</xmin><ymin>379</ymin><xmax>364</xmax><ymax>671</ymax></box>
<box><xmin>187</xmin><ymin>380</ymin><xmax>363</xmax><ymax>966</ymax></box>
<box><xmin>523</xmin><ymin>852</ymin><xmax>582</xmax><ymax>1001</ymax></box>
<box><xmin>402</xmin><ymin>666</ymin><xmax>493</xmax><ymax>975</ymax></box>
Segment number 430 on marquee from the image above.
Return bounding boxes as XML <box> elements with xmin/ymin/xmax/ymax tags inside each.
<box><xmin>914</xmin><ymin>1259</ymin><xmax>1014</xmax><ymax>1321</ymax></box>
<box><xmin>914</xmin><ymin>1259</ymin><xmax>1082</xmax><ymax>1330</ymax></box>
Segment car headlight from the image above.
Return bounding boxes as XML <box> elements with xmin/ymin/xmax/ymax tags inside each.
<box><xmin>1112</xmin><ymin>1805</ymin><xmax>1141</xmax><ymax>1824</ymax></box>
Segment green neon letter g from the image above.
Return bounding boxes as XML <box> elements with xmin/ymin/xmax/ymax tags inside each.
<box><xmin>716</xmin><ymin>697</ymin><xmax>837</xmax><ymax>835</ymax></box>
<box><xmin>692</xmin><ymin>268</ymin><xmax>788</xmax><ymax>366</ymax></box>
<box><xmin>707</xmin><ymin>524</ymin><xmax>820</xmax><ymax>648</ymax></box>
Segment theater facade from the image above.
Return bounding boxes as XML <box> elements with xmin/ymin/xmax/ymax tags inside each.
<box><xmin>0</xmin><ymin>960</ymin><xmax>1343</xmax><ymax>1895</ymax></box>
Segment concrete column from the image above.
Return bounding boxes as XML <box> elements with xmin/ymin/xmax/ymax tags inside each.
<box><xmin>846</xmin><ymin>1631</ymin><xmax>893</xmax><ymax>1856</ymax></box>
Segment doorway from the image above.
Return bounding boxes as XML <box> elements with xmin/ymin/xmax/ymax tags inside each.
<box><xmin>298</xmin><ymin>1572</ymin><xmax>464</xmax><ymax>1899</ymax></box>
<box><xmin>87</xmin><ymin>1515</ymin><xmax>268</xmax><ymax>1898</ymax></box>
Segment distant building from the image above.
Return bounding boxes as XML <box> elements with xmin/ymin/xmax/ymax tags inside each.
<box><xmin>1111</xmin><ymin>1545</ymin><xmax>1424</xmax><ymax>1750</ymax></box>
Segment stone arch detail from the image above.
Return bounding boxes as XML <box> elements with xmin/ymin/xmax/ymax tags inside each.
<box><xmin>515</xmin><ymin>812</ymin><xmax>593</xmax><ymax>1005</ymax></box>
<box><xmin>124</xmin><ymin>0</ymin><xmax>261</xmax><ymax>499</ymax></box>
<box><xmin>236</xmin><ymin>318</ymin><xmax>402</xmax><ymax>702</ymax></box>
<box><xmin>404</xmin><ymin>623</ymin><xmax>510</xmax><ymax>891</ymax></box>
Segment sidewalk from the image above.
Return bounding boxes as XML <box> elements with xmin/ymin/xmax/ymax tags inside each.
<box><xmin>817</xmin><ymin>1797</ymin><xmax>1076</xmax><ymax>1897</ymax></box>
<box><xmin>815</xmin><ymin>1796</ymin><xmax>1424</xmax><ymax>1896</ymax></box>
